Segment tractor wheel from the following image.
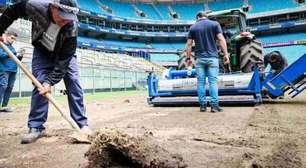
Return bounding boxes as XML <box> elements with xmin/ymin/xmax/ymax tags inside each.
<box><xmin>240</xmin><ymin>40</ymin><xmax>264</xmax><ymax>73</ymax></box>
<box><xmin>177</xmin><ymin>52</ymin><xmax>195</xmax><ymax>70</ymax></box>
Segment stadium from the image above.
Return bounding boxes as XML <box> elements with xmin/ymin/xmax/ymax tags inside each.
<box><xmin>0</xmin><ymin>0</ymin><xmax>305</xmax><ymax>167</ymax></box>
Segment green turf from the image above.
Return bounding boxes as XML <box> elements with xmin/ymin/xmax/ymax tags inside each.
<box><xmin>8</xmin><ymin>90</ymin><xmax>146</xmax><ymax>107</ymax></box>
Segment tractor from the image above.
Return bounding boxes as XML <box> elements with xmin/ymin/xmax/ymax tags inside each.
<box><xmin>178</xmin><ymin>9</ymin><xmax>264</xmax><ymax>73</ymax></box>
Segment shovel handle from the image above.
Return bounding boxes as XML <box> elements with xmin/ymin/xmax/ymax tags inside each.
<box><xmin>0</xmin><ymin>41</ymin><xmax>79</xmax><ymax>130</ymax></box>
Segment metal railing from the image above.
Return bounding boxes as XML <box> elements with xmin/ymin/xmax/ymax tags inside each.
<box><xmin>12</xmin><ymin>61</ymin><xmax>149</xmax><ymax>98</ymax></box>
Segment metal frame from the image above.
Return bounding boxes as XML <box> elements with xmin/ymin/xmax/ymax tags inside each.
<box><xmin>147</xmin><ymin>68</ymin><xmax>262</xmax><ymax>106</ymax></box>
<box><xmin>147</xmin><ymin>53</ymin><xmax>306</xmax><ymax>106</ymax></box>
<box><xmin>263</xmin><ymin>53</ymin><xmax>306</xmax><ymax>98</ymax></box>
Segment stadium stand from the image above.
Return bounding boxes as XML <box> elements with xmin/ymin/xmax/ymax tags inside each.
<box><xmin>168</xmin><ymin>4</ymin><xmax>203</xmax><ymax>20</ymax></box>
<box><xmin>2</xmin><ymin>1</ymin><xmax>305</xmax><ymax>66</ymax></box>
<box><xmin>5</xmin><ymin>19</ymin><xmax>165</xmax><ymax>74</ymax></box>
<box><xmin>257</xmin><ymin>33</ymin><xmax>306</xmax><ymax>44</ymax></box>
<box><xmin>136</xmin><ymin>3</ymin><xmax>162</xmax><ymax>20</ymax></box>
<box><xmin>248</xmin><ymin>0</ymin><xmax>301</xmax><ymax>14</ymax></box>
<box><xmin>77</xmin><ymin>0</ymin><xmax>106</xmax><ymax>15</ymax></box>
<box><xmin>76</xmin><ymin>0</ymin><xmax>305</xmax><ymax>20</ymax></box>
<box><xmin>78</xmin><ymin>37</ymin><xmax>151</xmax><ymax>49</ymax></box>
<box><xmin>151</xmin><ymin>43</ymin><xmax>177</xmax><ymax>50</ymax></box>
<box><xmin>0</xmin><ymin>0</ymin><xmax>305</xmax><ymax>94</ymax></box>
<box><xmin>208</xmin><ymin>0</ymin><xmax>242</xmax><ymax>11</ymax></box>
<box><xmin>154</xmin><ymin>4</ymin><xmax>172</xmax><ymax>20</ymax></box>
<box><xmin>78</xmin><ymin>36</ymin><xmax>186</xmax><ymax>50</ymax></box>
<box><xmin>150</xmin><ymin>53</ymin><xmax>179</xmax><ymax>62</ymax></box>
<box><xmin>76</xmin><ymin>49</ymin><xmax>164</xmax><ymax>72</ymax></box>
<box><xmin>97</xmin><ymin>0</ymin><xmax>139</xmax><ymax>18</ymax></box>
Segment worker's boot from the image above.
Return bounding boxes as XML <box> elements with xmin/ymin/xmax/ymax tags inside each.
<box><xmin>200</xmin><ymin>105</ymin><xmax>207</xmax><ymax>112</ymax></box>
<box><xmin>0</xmin><ymin>107</ymin><xmax>13</xmax><ymax>113</ymax></box>
<box><xmin>21</xmin><ymin>128</ymin><xmax>45</xmax><ymax>144</ymax></box>
<box><xmin>211</xmin><ymin>105</ymin><xmax>223</xmax><ymax>113</ymax></box>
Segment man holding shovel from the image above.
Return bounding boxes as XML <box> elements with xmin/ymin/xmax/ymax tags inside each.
<box><xmin>0</xmin><ymin>0</ymin><xmax>91</xmax><ymax>144</ymax></box>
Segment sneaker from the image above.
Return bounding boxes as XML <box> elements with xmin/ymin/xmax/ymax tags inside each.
<box><xmin>0</xmin><ymin>107</ymin><xmax>13</xmax><ymax>113</ymax></box>
<box><xmin>21</xmin><ymin>128</ymin><xmax>45</xmax><ymax>144</ymax></box>
<box><xmin>200</xmin><ymin>105</ymin><xmax>207</xmax><ymax>112</ymax></box>
<box><xmin>211</xmin><ymin>105</ymin><xmax>223</xmax><ymax>113</ymax></box>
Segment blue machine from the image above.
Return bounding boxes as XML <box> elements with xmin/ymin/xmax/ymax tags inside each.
<box><xmin>263</xmin><ymin>53</ymin><xmax>306</xmax><ymax>98</ymax></box>
<box><xmin>147</xmin><ymin>53</ymin><xmax>306</xmax><ymax>106</ymax></box>
<box><xmin>0</xmin><ymin>0</ymin><xmax>6</xmax><ymax>5</ymax></box>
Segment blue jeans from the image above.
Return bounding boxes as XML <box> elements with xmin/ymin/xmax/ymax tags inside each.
<box><xmin>28</xmin><ymin>48</ymin><xmax>88</xmax><ymax>129</ymax></box>
<box><xmin>196</xmin><ymin>57</ymin><xmax>219</xmax><ymax>106</ymax></box>
<box><xmin>0</xmin><ymin>71</ymin><xmax>17</xmax><ymax>107</ymax></box>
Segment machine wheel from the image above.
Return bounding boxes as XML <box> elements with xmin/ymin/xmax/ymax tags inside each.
<box><xmin>240</xmin><ymin>40</ymin><xmax>264</xmax><ymax>73</ymax></box>
<box><xmin>177</xmin><ymin>52</ymin><xmax>195</xmax><ymax>70</ymax></box>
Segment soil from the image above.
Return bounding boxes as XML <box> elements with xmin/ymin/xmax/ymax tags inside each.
<box><xmin>0</xmin><ymin>92</ymin><xmax>305</xmax><ymax>168</ymax></box>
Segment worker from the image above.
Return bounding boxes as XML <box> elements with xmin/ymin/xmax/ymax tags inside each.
<box><xmin>264</xmin><ymin>51</ymin><xmax>288</xmax><ymax>75</ymax></box>
<box><xmin>186</xmin><ymin>11</ymin><xmax>230</xmax><ymax>113</ymax></box>
<box><xmin>0</xmin><ymin>30</ymin><xmax>23</xmax><ymax>113</ymax></box>
<box><xmin>263</xmin><ymin>51</ymin><xmax>288</xmax><ymax>99</ymax></box>
<box><xmin>0</xmin><ymin>0</ymin><xmax>91</xmax><ymax>144</ymax></box>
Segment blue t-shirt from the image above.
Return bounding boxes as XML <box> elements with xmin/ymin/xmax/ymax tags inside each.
<box><xmin>188</xmin><ymin>18</ymin><xmax>223</xmax><ymax>58</ymax></box>
<box><xmin>0</xmin><ymin>43</ymin><xmax>17</xmax><ymax>72</ymax></box>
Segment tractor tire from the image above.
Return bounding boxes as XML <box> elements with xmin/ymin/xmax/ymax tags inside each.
<box><xmin>177</xmin><ymin>53</ymin><xmax>195</xmax><ymax>70</ymax></box>
<box><xmin>240</xmin><ymin>40</ymin><xmax>264</xmax><ymax>73</ymax></box>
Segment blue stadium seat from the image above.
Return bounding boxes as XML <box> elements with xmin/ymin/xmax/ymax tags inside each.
<box><xmin>151</xmin><ymin>43</ymin><xmax>174</xmax><ymax>49</ymax></box>
<box><xmin>77</xmin><ymin>0</ymin><xmax>305</xmax><ymax>20</ymax></box>
<box><xmin>97</xmin><ymin>0</ymin><xmax>139</xmax><ymax>18</ymax></box>
<box><xmin>77</xmin><ymin>0</ymin><xmax>107</xmax><ymax>14</ymax></box>
<box><xmin>78</xmin><ymin>37</ymin><xmax>150</xmax><ymax>49</ymax></box>
<box><xmin>208</xmin><ymin>0</ymin><xmax>242</xmax><ymax>11</ymax></box>
<box><xmin>150</xmin><ymin>53</ymin><xmax>179</xmax><ymax>62</ymax></box>
<box><xmin>171</xmin><ymin>4</ymin><xmax>203</xmax><ymax>20</ymax></box>
<box><xmin>248</xmin><ymin>0</ymin><xmax>300</xmax><ymax>13</ymax></box>
<box><xmin>257</xmin><ymin>33</ymin><xmax>306</xmax><ymax>43</ymax></box>
<box><xmin>136</xmin><ymin>3</ymin><xmax>161</xmax><ymax>20</ymax></box>
<box><xmin>155</xmin><ymin>4</ymin><xmax>173</xmax><ymax>20</ymax></box>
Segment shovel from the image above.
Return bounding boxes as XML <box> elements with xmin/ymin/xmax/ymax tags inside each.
<box><xmin>0</xmin><ymin>41</ymin><xmax>91</xmax><ymax>143</ymax></box>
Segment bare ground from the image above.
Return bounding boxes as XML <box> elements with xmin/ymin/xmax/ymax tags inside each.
<box><xmin>0</xmin><ymin>92</ymin><xmax>305</xmax><ymax>168</ymax></box>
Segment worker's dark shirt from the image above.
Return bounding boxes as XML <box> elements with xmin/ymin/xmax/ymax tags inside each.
<box><xmin>264</xmin><ymin>53</ymin><xmax>288</xmax><ymax>74</ymax></box>
<box><xmin>188</xmin><ymin>18</ymin><xmax>222</xmax><ymax>58</ymax></box>
<box><xmin>0</xmin><ymin>1</ymin><xmax>77</xmax><ymax>85</ymax></box>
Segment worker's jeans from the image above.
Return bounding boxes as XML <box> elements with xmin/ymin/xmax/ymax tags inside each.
<box><xmin>28</xmin><ymin>48</ymin><xmax>88</xmax><ymax>129</ymax></box>
<box><xmin>195</xmin><ymin>57</ymin><xmax>219</xmax><ymax>106</ymax></box>
<box><xmin>0</xmin><ymin>72</ymin><xmax>8</xmax><ymax>107</ymax></box>
<box><xmin>0</xmin><ymin>71</ymin><xmax>17</xmax><ymax>107</ymax></box>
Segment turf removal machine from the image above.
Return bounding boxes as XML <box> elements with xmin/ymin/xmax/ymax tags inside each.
<box><xmin>147</xmin><ymin>53</ymin><xmax>306</xmax><ymax>106</ymax></box>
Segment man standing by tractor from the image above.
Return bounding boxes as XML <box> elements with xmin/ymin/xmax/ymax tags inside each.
<box><xmin>0</xmin><ymin>30</ymin><xmax>22</xmax><ymax>113</ymax></box>
<box><xmin>0</xmin><ymin>0</ymin><xmax>91</xmax><ymax>144</ymax></box>
<box><xmin>186</xmin><ymin>11</ymin><xmax>230</xmax><ymax>113</ymax></box>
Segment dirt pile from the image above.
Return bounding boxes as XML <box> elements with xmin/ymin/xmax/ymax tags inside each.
<box><xmin>85</xmin><ymin>130</ymin><xmax>187</xmax><ymax>168</ymax></box>
<box><xmin>252</xmin><ymin>140</ymin><xmax>303</xmax><ymax>168</ymax></box>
